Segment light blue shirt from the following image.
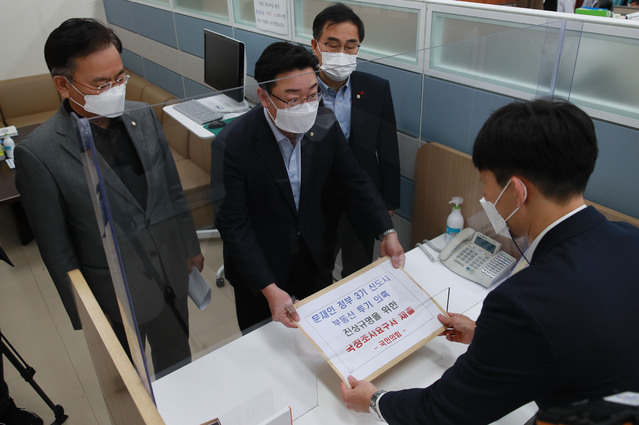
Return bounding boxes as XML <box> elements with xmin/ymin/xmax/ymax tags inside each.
<box><xmin>318</xmin><ymin>76</ymin><xmax>352</xmax><ymax>140</ymax></box>
<box><xmin>263</xmin><ymin>108</ymin><xmax>303</xmax><ymax>210</ymax></box>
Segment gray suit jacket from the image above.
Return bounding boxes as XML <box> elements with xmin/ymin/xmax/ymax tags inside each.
<box><xmin>15</xmin><ymin>101</ymin><xmax>200</xmax><ymax>329</ymax></box>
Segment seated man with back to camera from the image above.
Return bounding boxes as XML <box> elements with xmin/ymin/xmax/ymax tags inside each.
<box><xmin>214</xmin><ymin>41</ymin><xmax>405</xmax><ymax>333</ymax></box>
<box><xmin>340</xmin><ymin>98</ymin><xmax>639</xmax><ymax>424</ymax></box>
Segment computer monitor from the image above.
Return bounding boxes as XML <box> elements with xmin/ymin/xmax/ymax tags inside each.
<box><xmin>204</xmin><ymin>29</ymin><xmax>246</xmax><ymax>104</ymax></box>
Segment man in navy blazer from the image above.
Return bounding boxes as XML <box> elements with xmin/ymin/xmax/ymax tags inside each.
<box><xmin>215</xmin><ymin>42</ymin><xmax>405</xmax><ymax>332</ymax></box>
<box><xmin>340</xmin><ymin>99</ymin><xmax>639</xmax><ymax>424</ymax></box>
<box><xmin>311</xmin><ymin>4</ymin><xmax>401</xmax><ymax>278</ymax></box>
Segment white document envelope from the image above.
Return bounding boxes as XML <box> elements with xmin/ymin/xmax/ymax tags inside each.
<box><xmin>188</xmin><ymin>268</ymin><xmax>212</xmax><ymax>310</ymax></box>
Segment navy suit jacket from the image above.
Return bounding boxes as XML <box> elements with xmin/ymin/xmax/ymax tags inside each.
<box><xmin>347</xmin><ymin>71</ymin><xmax>400</xmax><ymax>210</ymax></box>
<box><xmin>380</xmin><ymin>206</ymin><xmax>639</xmax><ymax>425</ymax></box>
<box><xmin>215</xmin><ymin>105</ymin><xmax>393</xmax><ymax>295</ymax></box>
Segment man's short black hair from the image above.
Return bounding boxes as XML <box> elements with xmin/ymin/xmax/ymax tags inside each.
<box><xmin>472</xmin><ymin>98</ymin><xmax>598</xmax><ymax>202</ymax></box>
<box><xmin>312</xmin><ymin>3</ymin><xmax>365</xmax><ymax>43</ymax></box>
<box><xmin>254</xmin><ymin>42</ymin><xmax>319</xmax><ymax>93</ymax></box>
<box><xmin>44</xmin><ymin>18</ymin><xmax>122</xmax><ymax>78</ymax></box>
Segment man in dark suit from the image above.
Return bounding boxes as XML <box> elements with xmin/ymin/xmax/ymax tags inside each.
<box><xmin>15</xmin><ymin>19</ymin><xmax>203</xmax><ymax>378</ymax></box>
<box><xmin>215</xmin><ymin>42</ymin><xmax>404</xmax><ymax>332</ymax></box>
<box><xmin>311</xmin><ymin>3</ymin><xmax>401</xmax><ymax>279</ymax></box>
<box><xmin>340</xmin><ymin>99</ymin><xmax>639</xmax><ymax>424</ymax></box>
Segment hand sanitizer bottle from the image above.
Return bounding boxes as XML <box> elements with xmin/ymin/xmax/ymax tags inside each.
<box><xmin>3</xmin><ymin>136</ymin><xmax>15</xmax><ymax>159</ymax></box>
<box><xmin>445</xmin><ymin>196</ymin><xmax>464</xmax><ymax>241</ymax></box>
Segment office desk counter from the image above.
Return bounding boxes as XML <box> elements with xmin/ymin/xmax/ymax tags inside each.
<box><xmin>153</xmin><ymin>246</ymin><xmax>537</xmax><ymax>425</ymax></box>
<box><xmin>1</xmin><ymin>124</ymin><xmax>38</xmax><ymax>244</ymax></box>
<box><xmin>163</xmin><ymin>96</ymin><xmax>249</xmax><ymax>139</ymax></box>
<box><xmin>0</xmin><ymin>124</ymin><xmax>38</xmax><ymax>205</ymax></box>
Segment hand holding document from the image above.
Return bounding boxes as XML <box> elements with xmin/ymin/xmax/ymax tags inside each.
<box><xmin>294</xmin><ymin>257</ymin><xmax>448</xmax><ymax>384</ymax></box>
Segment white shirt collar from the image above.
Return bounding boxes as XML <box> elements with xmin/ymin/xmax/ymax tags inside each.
<box><xmin>523</xmin><ymin>204</ymin><xmax>587</xmax><ymax>262</ymax></box>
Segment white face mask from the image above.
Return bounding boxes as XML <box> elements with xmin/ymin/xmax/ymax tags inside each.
<box><xmin>267</xmin><ymin>95</ymin><xmax>319</xmax><ymax>134</ymax></box>
<box><xmin>67</xmin><ymin>79</ymin><xmax>127</xmax><ymax>118</ymax></box>
<box><xmin>319</xmin><ymin>51</ymin><xmax>357</xmax><ymax>82</ymax></box>
<box><xmin>479</xmin><ymin>178</ymin><xmax>527</xmax><ymax>237</ymax></box>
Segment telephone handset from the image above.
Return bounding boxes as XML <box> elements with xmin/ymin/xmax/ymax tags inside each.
<box><xmin>440</xmin><ymin>228</ymin><xmax>516</xmax><ymax>288</ymax></box>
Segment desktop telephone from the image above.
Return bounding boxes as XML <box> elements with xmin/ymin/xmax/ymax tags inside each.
<box><xmin>439</xmin><ymin>228</ymin><xmax>516</xmax><ymax>288</ymax></box>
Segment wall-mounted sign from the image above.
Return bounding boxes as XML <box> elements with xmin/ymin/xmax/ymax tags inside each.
<box><xmin>254</xmin><ymin>0</ymin><xmax>288</xmax><ymax>35</ymax></box>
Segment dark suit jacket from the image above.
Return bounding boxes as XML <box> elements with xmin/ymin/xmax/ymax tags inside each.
<box><xmin>380</xmin><ymin>206</ymin><xmax>639</xmax><ymax>425</ymax></box>
<box><xmin>215</xmin><ymin>105</ymin><xmax>393</xmax><ymax>295</ymax></box>
<box><xmin>348</xmin><ymin>71</ymin><xmax>400</xmax><ymax>210</ymax></box>
<box><xmin>15</xmin><ymin>102</ymin><xmax>200</xmax><ymax>329</ymax></box>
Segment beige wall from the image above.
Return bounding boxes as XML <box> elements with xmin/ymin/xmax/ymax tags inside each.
<box><xmin>0</xmin><ymin>0</ymin><xmax>107</xmax><ymax>80</ymax></box>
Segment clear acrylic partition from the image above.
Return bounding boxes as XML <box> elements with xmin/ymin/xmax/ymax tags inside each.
<box><xmin>72</xmin><ymin>113</ymin><xmax>154</xmax><ymax>398</ymax></box>
<box><xmin>425</xmin><ymin>14</ymin><xmax>583</xmax><ymax>100</ymax></box>
<box><xmin>74</xmin><ymin>19</ymin><xmax>582</xmax><ymax>424</ymax></box>
<box><xmin>533</xmin><ymin>19</ymin><xmax>584</xmax><ymax>99</ymax></box>
<box><xmin>415</xmin><ymin>17</ymin><xmax>582</xmax><ymax>254</ymax></box>
<box><xmin>75</xmin><ymin>78</ymin><xmax>321</xmax><ymax>425</ymax></box>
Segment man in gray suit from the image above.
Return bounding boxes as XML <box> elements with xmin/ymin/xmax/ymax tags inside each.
<box><xmin>15</xmin><ymin>18</ymin><xmax>203</xmax><ymax>378</ymax></box>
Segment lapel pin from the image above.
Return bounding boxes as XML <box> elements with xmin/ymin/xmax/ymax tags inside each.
<box><xmin>356</xmin><ymin>90</ymin><xmax>365</xmax><ymax>99</ymax></box>
<box><xmin>131</xmin><ymin>121</ymin><xmax>136</xmax><ymax>127</ymax></box>
<box><xmin>310</xmin><ymin>131</ymin><xmax>315</xmax><ymax>137</ymax></box>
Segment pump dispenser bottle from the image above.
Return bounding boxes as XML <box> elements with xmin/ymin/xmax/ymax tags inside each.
<box><xmin>3</xmin><ymin>136</ymin><xmax>15</xmax><ymax>159</ymax></box>
<box><xmin>445</xmin><ymin>196</ymin><xmax>464</xmax><ymax>241</ymax></box>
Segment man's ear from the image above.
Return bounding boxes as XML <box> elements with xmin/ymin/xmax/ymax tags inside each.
<box><xmin>53</xmin><ymin>75</ymin><xmax>71</xmax><ymax>99</ymax></box>
<box><xmin>257</xmin><ymin>87</ymin><xmax>270</xmax><ymax>109</ymax></box>
<box><xmin>310</xmin><ymin>39</ymin><xmax>320</xmax><ymax>57</ymax></box>
<box><xmin>512</xmin><ymin>177</ymin><xmax>530</xmax><ymax>207</ymax></box>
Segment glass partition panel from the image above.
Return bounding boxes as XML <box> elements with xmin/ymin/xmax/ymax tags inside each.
<box><xmin>233</xmin><ymin>0</ymin><xmax>258</xmax><ymax>27</ymax></box>
<box><xmin>533</xmin><ymin>19</ymin><xmax>584</xmax><ymax>99</ymax></box>
<box><xmin>428</xmin><ymin>14</ymin><xmax>583</xmax><ymax>97</ymax></box>
<box><xmin>78</xmin><ymin>78</ymin><xmax>322</xmax><ymax>423</ymax></box>
<box><xmin>173</xmin><ymin>0</ymin><xmax>230</xmax><ymax>20</ymax></box>
<box><xmin>568</xmin><ymin>26</ymin><xmax>639</xmax><ymax>126</ymax></box>
<box><xmin>77</xmin><ymin>104</ymin><xmax>199</xmax><ymax>387</ymax></box>
<box><xmin>420</xmin><ymin>20</ymin><xmax>581</xmax><ymax>247</ymax></box>
<box><xmin>426</xmin><ymin>0</ymin><xmax>638</xmax><ymax>128</ymax></box>
<box><xmin>72</xmin><ymin>113</ymin><xmax>154</xmax><ymax>398</ymax></box>
<box><xmin>76</xmin><ymin>23</ymin><xmax>585</xmax><ymax>421</ymax></box>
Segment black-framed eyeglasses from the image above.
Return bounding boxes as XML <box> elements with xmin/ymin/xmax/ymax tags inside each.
<box><xmin>269</xmin><ymin>91</ymin><xmax>322</xmax><ymax>109</ymax></box>
<box><xmin>68</xmin><ymin>74</ymin><xmax>130</xmax><ymax>94</ymax></box>
<box><xmin>317</xmin><ymin>40</ymin><xmax>360</xmax><ymax>55</ymax></box>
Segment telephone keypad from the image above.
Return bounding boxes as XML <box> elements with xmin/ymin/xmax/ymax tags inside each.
<box><xmin>455</xmin><ymin>247</ymin><xmax>515</xmax><ymax>280</ymax></box>
<box><xmin>481</xmin><ymin>252</ymin><xmax>515</xmax><ymax>278</ymax></box>
<box><xmin>456</xmin><ymin>247</ymin><xmax>491</xmax><ymax>271</ymax></box>
<box><xmin>441</xmin><ymin>229</ymin><xmax>517</xmax><ymax>288</ymax></box>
